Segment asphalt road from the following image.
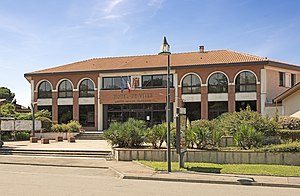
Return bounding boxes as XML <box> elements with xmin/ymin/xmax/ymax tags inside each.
<box><xmin>0</xmin><ymin>164</ymin><xmax>299</xmax><ymax>196</ymax></box>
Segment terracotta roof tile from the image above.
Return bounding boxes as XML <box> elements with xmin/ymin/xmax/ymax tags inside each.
<box><xmin>25</xmin><ymin>50</ymin><xmax>273</xmax><ymax>75</ymax></box>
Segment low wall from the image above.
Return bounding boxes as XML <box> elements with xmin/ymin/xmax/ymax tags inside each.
<box><xmin>114</xmin><ymin>149</ymin><xmax>300</xmax><ymax>166</ymax></box>
<box><xmin>35</xmin><ymin>132</ymin><xmax>79</xmax><ymax>140</ymax></box>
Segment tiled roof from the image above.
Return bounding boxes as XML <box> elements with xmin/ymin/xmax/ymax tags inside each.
<box><xmin>25</xmin><ymin>50</ymin><xmax>293</xmax><ymax>75</ymax></box>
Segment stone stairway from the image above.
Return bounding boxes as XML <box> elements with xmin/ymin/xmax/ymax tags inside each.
<box><xmin>0</xmin><ymin>148</ymin><xmax>113</xmax><ymax>159</ymax></box>
<box><xmin>75</xmin><ymin>132</ymin><xmax>105</xmax><ymax>140</ymax></box>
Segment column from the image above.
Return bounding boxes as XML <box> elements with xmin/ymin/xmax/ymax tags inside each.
<box><xmin>52</xmin><ymin>91</ymin><xmax>58</xmax><ymax>124</ymax></box>
<box><xmin>228</xmin><ymin>84</ymin><xmax>235</xmax><ymax>112</ymax></box>
<box><xmin>73</xmin><ymin>90</ymin><xmax>79</xmax><ymax>121</ymax></box>
<box><xmin>201</xmin><ymin>85</ymin><xmax>208</xmax><ymax>119</ymax></box>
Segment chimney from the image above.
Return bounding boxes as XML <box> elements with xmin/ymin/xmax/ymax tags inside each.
<box><xmin>199</xmin><ymin>45</ymin><xmax>205</xmax><ymax>53</ymax></box>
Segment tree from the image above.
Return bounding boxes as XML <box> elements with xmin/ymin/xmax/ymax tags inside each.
<box><xmin>0</xmin><ymin>103</ymin><xmax>16</xmax><ymax>117</ymax></box>
<box><xmin>0</xmin><ymin>87</ymin><xmax>15</xmax><ymax>102</ymax></box>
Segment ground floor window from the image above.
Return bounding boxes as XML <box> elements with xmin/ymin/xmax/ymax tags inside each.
<box><xmin>184</xmin><ymin>102</ymin><xmax>201</xmax><ymax>121</ymax></box>
<box><xmin>208</xmin><ymin>101</ymin><xmax>228</xmax><ymax>120</ymax></box>
<box><xmin>58</xmin><ymin>105</ymin><xmax>73</xmax><ymax>124</ymax></box>
<box><xmin>37</xmin><ymin>106</ymin><xmax>52</xmax><ymax>116</ymax></box>
<box><xmin>103</xmin><ymin>103</ymin><xmax>172</xmax><ymax>129</ymax></box>
<box><xmin>236</xmin><ymin>101</ymin><xmax>256</xmax><ymax>112</ymax></box>
<box><xmin>79</xmin><ymin>105</ymin><xmax>95</xmax><ymax>127</ymax></box>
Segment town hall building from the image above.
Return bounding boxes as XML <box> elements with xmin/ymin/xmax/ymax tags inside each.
<box><xmin>24</xmin><ymin>45</ymin><xmax>300</xmax><ymax>131</ymax></box>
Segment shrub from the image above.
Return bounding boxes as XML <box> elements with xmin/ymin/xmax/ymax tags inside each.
<box><xmin>36</xmin><ymin>117</ymin><xmax>52</xmax><ymax>132</ymax></box>
<box><xmin>278</xmin><ymin>129</ymin><xmax>300</xmax><ymax>141</ymax></box>
<box><xmin>218</xmin><ymin>106</ymin><xmax>279</xmax><ymax>136</ymax></box>
<box><xmin>15</xmin><ymin>131</ymin><xmax>30</xmax><ymax>140</ymax></box>
<box><xmin>51</xmin><ymin>121</ymin><xmax>81</xmax><ymax>132</ymax></box>
<box><xmin>234</xmin><ymin>125</ymin><xmax>265</xmax><ymax>150</ymax></box>
<box><xmin>15</xmin><ymin>113</ymin><xmax>31</xmax><ymax>120</ymax></box>
<box><xmin>189</xmin><ymin>119</ymin><xmax>224</xmax><ymax>149</ymax></box>
<box><xmin>35</xmin><ymin>110</ymin><xmax>51</xmax><ymax>119</ymax></box>
<box><xmin>66</xmin><ymin>120</ymin><xmax>82</xmax><ymax>132</ymax></box>
<box><xmin>279</xmin><ymin>116</ymin><xmax>300</xmax><ymax>130</ymax></box>
<box><xmin>104</xmin><ymin>118</ymin><xmax>146</xmax><ymax>148</ymax></box>
<box><xmin>261</xmin><ymin>141</ymin><xmax>300</xmax><ymax>152</ymax></box>
<box><xmin>145</xmin><ymin>124</ymin><xmax>166</xmax><ymax>148</ymax></box>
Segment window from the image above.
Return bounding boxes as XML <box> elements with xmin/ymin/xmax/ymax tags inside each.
<box><xmin>182</xmin><ymin>74</ymin><xmax>201</xmax><ymax>94</ymax></box>
<box><xmin>208</xmin><ymin>101</ymin><xmax>228</xmax><ymax>120</ymax></box>
<box><xmin>235</xmin><ymin>101</ymin><xmax>256</xmax><ymax>112</ymax></box>
<box><xmin>58</xmin><ymin>105</ymin><xmax>73</xmax><ymax>124</ymax></box>
<box><xmin>235</xmin><ymin>71</ymin><xmax>256</xmax><ymax>92</ymax></box>
<box><xmin>79</xmin><ymin>105</ymin><xmax>95</xmax><ymax>127</ymax></box>
<box><xmin>79</xmin><ymin>79</ymin><xmax>94</xmax><ymax>97</ymax></box>
<box><xmin>279</xmin><ymin>72</ymin><xmax>285</xmax><ymax>87</ymax></box>
<box><xmin>142</xmin><ymin>74</ymin><xmax>173</xmax><ymax>88</ymax></box>
<box><xmin>291</xmin><ymin>74</ymin><xmax>296</xmax><ymax>87</ymax></box>
<box><xmin>184</xmin><ymin>102</ymin><xmax>201</xmax><ymax>121</ymax></box>
<box><xmin>58</xmin><ymin>80</ymin><xmax>73</xmax><ymax>98</ymax></box>
<box><xmin>102</xmin><ymin>77</ymin><xmax>131</xmax><ymax>89</ymax></box>
<box><xmin>38</xmin><ymin>81</ymin><xmax>52</xmax><ymax>98</ymax></box>
<box><xmin>208</xmin><ymin>73</ymin><xmax>228</xmax><ymax>93</ymax></box>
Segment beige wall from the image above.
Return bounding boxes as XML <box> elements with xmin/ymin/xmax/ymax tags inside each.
<box><xmin>265</xmin><ymin>67</ymin><xmax>300</xmax><ymax>103</ymax></box>
<box><xmin>282</xmin><ymin>90</ymin><xmax>300</xmax><ymax>117</ymax></box>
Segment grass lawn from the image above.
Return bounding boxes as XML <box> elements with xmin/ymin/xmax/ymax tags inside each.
<box><xmin>138</xmin><ymin>161</ymin><xmax>300</xmax><ymax>177</ymax></box>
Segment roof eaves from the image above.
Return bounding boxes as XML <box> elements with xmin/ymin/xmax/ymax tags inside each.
<box><xmin>273</xmin><ymin>82</ymin><xmax>300</xmax><ymax>103</ymax></box>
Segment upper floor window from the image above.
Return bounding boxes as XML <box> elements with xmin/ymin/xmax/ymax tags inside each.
<box><xmin>208</xmin><ymin>73</ymin><xmax>228</xmax><ymax>93</ymax></box>
<box><xmin>38</xmin><ymin>81</ymin><xmax>52</xmax><ymax>98</ymax></box>
<box><xmin>142</xmin><ymin>74</ymin><xmax>173</xmax><ymax>88</ymax></box>
<box><xmin>182</xmin><ymin>74</ymin><xmax>201</xmax><ymax>94</ymax></box>
<box><xmin>291</xmin><ymin>74</ymin><xmax>296</xmax><ymax>87</ymax></box>
<box><xmin>58</xmin><ymin>80</ymin><xmax>73</xmax><ymax>98</ymax></box>
<box><xmin>235</xmin><ymin>71</ymin><xmax>256</xmax><ymax>92</ymax></box>
<box><xmin>279</xmin><ymin>72</ymin><xmax>285</xmax><ymax>87</ymax></box>
<box><xmin>79</xmin><ymin>79</ymin><xmax>94</xmax><ymax>97</ymax></box>
<box><xmin>102</xmin><ymin>76</ymin><xmax>131</xmax><ymax>90</ymax></box>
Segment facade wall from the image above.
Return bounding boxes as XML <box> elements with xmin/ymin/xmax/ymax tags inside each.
<box><xmin>30</xmin><ymin>62</ymin><xmax>300</xmax><ymax>131</ymax></box>
<box><xmin>282</xmin><ymin>90</ymin><xmax>300</xmax><ymax>117</ymax></box>
<box><xmin>265</xmin><ymin>67</ymin><xmax>300</xmax><ymax>103</ymax></box>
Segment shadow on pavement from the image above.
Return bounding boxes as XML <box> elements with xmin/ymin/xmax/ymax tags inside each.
<box><xmin>187</xmin><ymin>166</ymin><xmax>222</xmax><ymax>173</ymax></box>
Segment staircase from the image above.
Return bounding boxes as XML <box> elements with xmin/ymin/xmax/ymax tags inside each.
<box><xmin>75</xmin><ymin>132</ymin><xmax>105</xmax><ymax>140</ymax></box>
<box><xmin>0</xmin><ymin>148</ymin><xmax>113</xmax><ymax>159</ymax></box>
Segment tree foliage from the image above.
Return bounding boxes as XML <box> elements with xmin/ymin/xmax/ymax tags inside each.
<box><xmin>0</xmin><ymin>87</ymin><xmax>15</xmax><ymax>101</ymax></box>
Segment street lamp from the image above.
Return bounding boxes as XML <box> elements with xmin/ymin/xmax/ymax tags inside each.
<box><xmin>159</xmin><ymin>36</ymin><xmax>171</xmax><ymax>172</ymax></box>
<box><xmin>31</xmin><ymin>102</ymin><xmax>38</xmax><ymax>137</ymax></box>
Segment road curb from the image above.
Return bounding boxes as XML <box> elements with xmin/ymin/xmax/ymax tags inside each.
<box><xmin>121</xmin><ymin>174</ymin><xmax>300</xmax><ymax>189</ymax></box>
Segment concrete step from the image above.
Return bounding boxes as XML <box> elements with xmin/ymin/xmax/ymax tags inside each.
<box><xmin>75</xmin><ymin>132</ymin><xmax>105</xmax><ymax>140</ymax></box>
<box><xmin>0</xmin><ymin>148</ymin><xmax>113</xmax><ymax>159</ymax></box>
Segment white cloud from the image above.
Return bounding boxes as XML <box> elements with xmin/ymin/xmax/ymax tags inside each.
<box><xmin>103</xmin><ymin>0</ymin><xmax>125</xmax><ymax>14</ymax></box>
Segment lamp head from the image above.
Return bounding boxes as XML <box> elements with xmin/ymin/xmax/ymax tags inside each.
<box><xmin>159</xmin><ymin>36</ymin><xmax>171</xmax><ymax>55</ymax></box>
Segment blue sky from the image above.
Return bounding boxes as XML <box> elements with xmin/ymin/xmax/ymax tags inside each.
<box><xmin>1</xmin><ymin>0</ymin><xmax>300</xmax><ymax>106</ymax></box>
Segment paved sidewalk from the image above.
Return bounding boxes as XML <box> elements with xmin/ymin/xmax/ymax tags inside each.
<box><xmin>108</xmin><ymin>161</ymin><xmax>300</xmax><ymax>189</ymax></box>
<box><xmin>0</xmin><ymin>140</ymin><xmax>299</xmax><ymax>189</ymax></box>
<box><xmin>2</xmin><ymin>140</ymin><xmax>112</xmax><ymax>151</ymax></box>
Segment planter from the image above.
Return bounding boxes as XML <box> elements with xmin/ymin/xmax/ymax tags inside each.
<box><xmin>30</xmin><ymin>137</ymin><xmax>38</xmax><ymax>143</ymax></box>
<box><xmin>35</xmin><ymin>132</ymin><xmax>79</xmax><ymax>140</ymax></box>
<box><xmin>114</xmin><ymin>148</ymin><xmax>300</xmax><ymax>166</ymax></box>
<box><xmin>68</xmin><ymin>137</ymin><xmax>76</xmax><ymax>143</ymax></box>
<box><xmin>41</xmin><ymin>138</ymin><xmax>49</xmax><ymax>144</ymax></box>
<box><xmin>56</xmin><ymin>136</ymin><xmax>63</xmax><ymax>142</ymax></box>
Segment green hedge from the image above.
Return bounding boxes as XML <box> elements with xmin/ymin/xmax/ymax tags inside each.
<box><xmin>278</xmin><ymin>129</ymin><xmax>300</xmax><ymax>141</ymax></box>
<box><xmin>279</xmin><ymin>116</ymin><xmax>300</xmax><ymax>130</ymax></box>
<box><xmin>51</xmin><ymin>121</ymin><xmax>82</xmax><ymax>132</ymax></box>
<box><xmin>261</xmin><ymin>141</ymin><xmax>300</xmax><ymax>152</ymax></box>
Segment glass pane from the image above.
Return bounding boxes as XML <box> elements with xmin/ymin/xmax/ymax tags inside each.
<box><xmin>182</xmin><ymin>87</ymin><xmax>191</xmax><ymax>94</ymax></box>
<box><xmin>182</xmin><ymin>75</ymin><xmax>191</xmax><ymax>87</ymax></box>
<box><xmin>192</xmin><ymin>87</ymin><xmax>201</xmax><ymax>94</ymax></box>
<box><xmin>113</xmin><ymin>77</ymin><xmax>122</xmax><ymax>89</ymax></box>
<box><xmin>142</xmin><ymin>76</ymin><xmax>151</xmax><ymax>87</ymax></box>
<box><xmin>153</xmin><ymin>75</ymin><xmax>163</xmax><ymax>86</ymax></box>
<box><xmin>191</xmin><ymin>75</ymin><xmax>200</xmax><ymax>86</ymax></box>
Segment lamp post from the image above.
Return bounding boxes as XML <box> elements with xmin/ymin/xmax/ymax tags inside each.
<box><xmin>31</xmin><ymin>102</ymin><xmax>38</xmax><ymax>137</ymax></box>
<box><xmin>159</xmin><ymin>36</ymin><xmax>171</xmax><ymax>172</ymax></box>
